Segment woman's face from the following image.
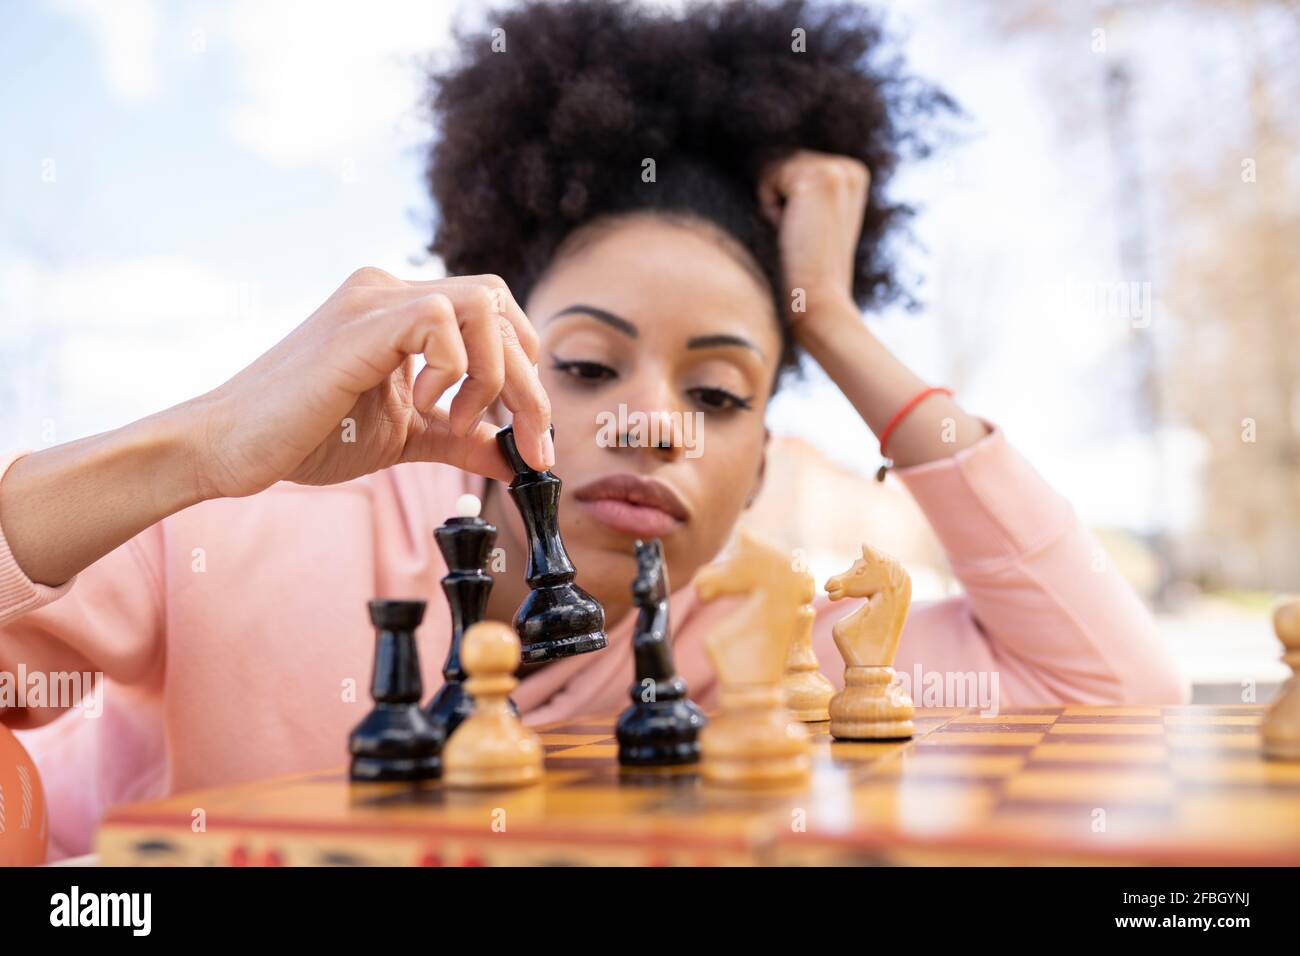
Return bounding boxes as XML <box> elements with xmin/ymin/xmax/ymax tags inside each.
<box><xmin>517</xmin><ymin>213</ymin><xmax>782</xmax><ymax>606</ymax></box>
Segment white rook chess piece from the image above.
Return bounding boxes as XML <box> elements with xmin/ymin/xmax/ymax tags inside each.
<box><xmin>443</xmin><ymin>621</ymin><xmax>543</xmax><ymax>788</ymax></box>
<box><xmin>1263</xmin><ymin>599</ymin><xmax>1300</xmax><ymax>761</ymax></box>
<box><xmin>824</xmin><ymin>544</ymin><xmax>915</xmax><ymax>740</ymax></box>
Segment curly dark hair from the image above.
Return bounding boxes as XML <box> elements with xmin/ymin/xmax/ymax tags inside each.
<box><xmin>425</xmin><ymin>0</ymin><xmax>956</xmax><ymax>378</ymax></box>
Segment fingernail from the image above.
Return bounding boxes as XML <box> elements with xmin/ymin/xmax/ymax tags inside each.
<box><xmin>539</xmin><ymin>429</ymin><xmax>555</xmax><ymax>470</ymax></box>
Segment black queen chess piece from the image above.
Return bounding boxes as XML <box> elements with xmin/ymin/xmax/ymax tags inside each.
<box><xmin>616</xmin><ymin>539</ymin><xmax>706</xmax><ymax>766</ymax></box>
<box><xmin>349</xmin><ymin>599</ymin><xmax>442</xmax><ymax>782</ymax></box>
<box><xmin>425</xmin><ymin>493</ymin><xmax>515</xmax><ymax>738</ymax></box>
<box><xmin>496</xmin><ymin>425</ymin><xmax>607</xmax><ymax>664</ymax></box>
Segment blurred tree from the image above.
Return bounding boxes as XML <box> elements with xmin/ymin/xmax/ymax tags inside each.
<box><xmin>1163</xmin><ymin>8</ymin><xmax>1300</xmax><ymax>591</ymax></box>
<box><xmin>969</xmin><ymin>0</ymin><xmax>1300</xmax><ymax>592</ymax></box>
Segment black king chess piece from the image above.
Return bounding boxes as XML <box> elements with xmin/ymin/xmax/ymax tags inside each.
<box><xmin>349</xmin><ymin>599</ymin><xmax>442</xmax><ymax>782</ymax></box>
<box><xmin>616</xmin><ymin>539</ymin><xmax>707</xmax><ymax>766</ymax></box>
<box><xmin>425</xmin><ymin>495</ymin><xmax>497</xmax><ymax>740</ymax></box>
<box><xmin>496</xmin><ymin>425</ymin><xmax>607</xmax><ymax>664</ymax></box>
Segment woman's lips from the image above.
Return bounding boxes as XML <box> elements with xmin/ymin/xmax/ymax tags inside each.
<box><xmin>571</xmin><ymin>472</ymin><xmax>690</xmax><ymax>538</ymax></box>
<box><xmin>577</xmin><ymin>498</ymin><xmax>683</xmax><ymax>537</ymax></box>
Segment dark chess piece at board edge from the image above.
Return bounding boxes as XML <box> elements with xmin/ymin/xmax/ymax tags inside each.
<box><xmin>496</xmin><ymin>425</ymin><xmax>607</xmax><ymax>665</ymax></box>
<box><xmin>426</xmin><ymin>495</ymin><xmax>494</xmax><ymax>740</ymax></box>
<box><xmin>425</xmin><ymin>494</ymin><xmax>517</xmax><ymax>738</ymax></box>
<box><xmin>349</xmin><ymin>599</ymin><xmax>442</xmax><ymax>782</ymax></box>
<box><xmin>616</xmin><ymin>539</ymin><xmax>707</xmax><ymax>767</ymax></box>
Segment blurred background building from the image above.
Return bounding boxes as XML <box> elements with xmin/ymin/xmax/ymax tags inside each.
<box><xmin>2</xmin><ymin>0</ymin><xmax>1296</xmax><ymax>700</ymax></box>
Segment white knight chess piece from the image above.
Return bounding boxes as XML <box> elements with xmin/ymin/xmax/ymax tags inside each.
<box><xmin>824</xmin><ymin>544</ymin><xmax>915</xmax><ymax>740</ymax></box>
<box><xmin>694</xmin><ymin>531</ymin><xmax>812</xmax><ymax>787</ymax></box>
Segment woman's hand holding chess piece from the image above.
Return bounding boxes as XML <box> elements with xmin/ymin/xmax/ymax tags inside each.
<box><xmin>195</xmin><ymin>268</ymin><xmax>552</xmax><ymax>496</ymax></box>
<box><xmin>0</xmin><ymin>269</ymin><xmax>553</xmax><ymax>588</ymax></box>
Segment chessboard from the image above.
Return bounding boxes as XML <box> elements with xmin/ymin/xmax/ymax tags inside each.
<box><xmin>96</xmin><ymin>704</ymin><xmax>1300</xmax><ymax>866</ymax></box>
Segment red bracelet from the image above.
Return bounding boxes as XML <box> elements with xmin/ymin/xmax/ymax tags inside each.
<box><xmin>876</xmin><ymin>386</ymin><xmax>953</xmax><ymax>481</ymax></box>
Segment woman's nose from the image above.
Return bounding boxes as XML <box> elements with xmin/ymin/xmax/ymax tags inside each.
<box><xmin>612</xmin><ymin>387</ymin><xmax>686</xmax><ymax>462</ymax></box>
<box><xmin>616</xmin><ymin>410</ymin><xmax>684</xmax><ymax>462</ymax></box>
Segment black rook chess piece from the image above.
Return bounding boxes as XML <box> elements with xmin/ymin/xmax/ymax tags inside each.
<box><xmin>349</xmin><ymin>599</ymin><xmax>442</xmax><ymax>782</ymax></box>
<box><xmin>616</xmin><ymin>539</ymin><xmax>706</xmax><ymax>766</ymax></box>
<box><xmin>496</xmin><ymin>425</ymin><xmax>607</xmax><ymax>664</ymax></box>
<box><xmin>426</xmin><ymin>495</ymin><xmax>499</xmax><ymax>739</ymax></box>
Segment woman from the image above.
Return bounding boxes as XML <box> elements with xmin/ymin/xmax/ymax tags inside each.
<box><xmin>0</xmin><ymin>0</ymin><xmax>1186</xmax><ymax>859</ymax></box>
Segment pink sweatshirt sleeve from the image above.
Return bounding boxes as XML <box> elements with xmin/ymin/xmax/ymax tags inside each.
<box><xmin>811</xmin><ymin>428</ymin><xmax>1189</xmax><ymax>708</ymax></box>
<box><xmin>0</xmin><ymin>451</ymin><xmax>166</xmax><ymax>729</ymax></box>
<box><xmin>0</xmin><ymin>453</ymin><xmax>77</xmax><ymax>625</ymax></box>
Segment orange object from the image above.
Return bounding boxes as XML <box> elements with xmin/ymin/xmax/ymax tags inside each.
<box><xmin>878</xmin><ymin>385</ymin><xmax>954</xmax><ymax>458</ymax></box>
<box><xmin>0</xmin><ymin>724</ymin><xmax>48</xmax><ymax>866</ymax></box>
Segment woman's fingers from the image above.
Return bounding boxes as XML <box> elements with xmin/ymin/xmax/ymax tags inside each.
<box><xmin>410</xmin><ymin>274</ymin><xmax>541</xmax><ymax>364</ymax></box>
<box><xmin>757</xmin><ymin>151</ymin><xmax>871</xmax><ymax>219</ymax></box>
<box><xmin>431</xmin><ymin>282</ymin><xmax>552</xmax><ymax>469</ymax></box>
<box><xmin>448</xmin><ymin>310</ymin><xmax>507</xmax><ymax>436</ymax></box>
<box><xmin>367</xmin><ymin>293</ymin><xmax>469</xmax><ymax>410</ymax></box>
<box><xmin>401</xmin><ymin>408</ymin><xmax>514</xmax><ymax>484</ymax></box>
<box><xmin>494</xmin><ymin>318</ymin><xmax>554</xmax><ymax>471</ymax></box>
<box><xmin>757</xmin><ymin>152</ymin><xmax>809</xmax><ymax>225</ymax></box>
<box><xmin>757</xmin><ymin>167</ymin><xmax>786</xmax><ymax>227</ymax></box>
<box><xmin>334</xmin><ymin>274</ymin><xmax>552</xmax><ymax>472</ymax></box>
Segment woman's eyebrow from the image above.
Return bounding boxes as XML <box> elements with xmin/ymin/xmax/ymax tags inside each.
<box><xmin>548</xmin><ymin>304</ymin><xmax>638</xmax><ymax>338</ymax></box>
<box><xmin>687</xmin><ymin>333</ymin><xmax>763</xmax><ymax>356</ymax></box>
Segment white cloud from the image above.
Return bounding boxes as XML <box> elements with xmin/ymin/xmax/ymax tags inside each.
<box><xmin>4</xmin><ymin>255</ymin><xmax>269</xmax><ymax>332</ymax></box>
<box><xmin>52</xmin><ymin>0</ymin><xmax>161</xmax><ymax>101</ymax></box>
<box><xmin>220</xmin><ymin>0</ymin><xmax>466</xmax><ymax>171</ymax></box>
<box><xmin>48</xmin><ymin>0</ymin><xmax>474</xmax><ymax>169</ymax></box>
<box><xmin>0</xmin><ymin>247</ymin><xmax>449</xmax><ymax>449</ymax></box>
<box><xmin>0</xmin><ymin>256</ymin><xmax>299</xmax><ymax>446</ymax></box>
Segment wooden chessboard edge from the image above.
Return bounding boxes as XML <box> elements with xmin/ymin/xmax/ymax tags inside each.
<box><xmin>95</xmin><ymin>824</ymin><xmax>771</xmax><ymax>867</ymax></box>
<box><xmin>95</xmin><ymin>823</ymin><xmax>765</xmax><ymax>866</ymax></box>
<box><xmin>775</xmin><ymin>824</ymin><xmax>1300</xmax><ymax>867</ymax></box>
<box><xmin>99</xmin><ymin>808</ymin><xmax>764</xmax><ymax>852</ymax></box>
<box><xmin>98</xmin><ymin>817</ymin><xmax>1300</xmax><ymax>867</ymax></box>
<box><xmin>101</xmin><ymin>801</ymin><xmax>1300</xmax><ymax>868</ymax></box>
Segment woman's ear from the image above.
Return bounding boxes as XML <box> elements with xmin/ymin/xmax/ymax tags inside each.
<box><xmin>744</xmin><ymin>426</ymin><xmax>770</xmax><ymax>509</ymax></box>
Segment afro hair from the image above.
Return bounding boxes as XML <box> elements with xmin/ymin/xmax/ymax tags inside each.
<box><xmin>425</xmin><ymin>0</ymin><xmax>956</xmax><ymax>376</ymax></box>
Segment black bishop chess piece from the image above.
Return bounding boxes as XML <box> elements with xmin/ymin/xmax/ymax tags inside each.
<box><xmin>425</xmin><ymin>493</ymin><xmax>515</xmax><ymax>739</ymax></box>
<box><xmin>349</xmin><ymin>599</ymin><xmax>442</xmax><ymax>782</ymax></box>
<box><xmin>496</xmin><ymin>425</ymin><xmax>607</xmax><ymax>664</ymax></box>
<box><xmin>616</xmin><ymin>539</ymin><xmax>706</xmax><ymax>767</ymax></box>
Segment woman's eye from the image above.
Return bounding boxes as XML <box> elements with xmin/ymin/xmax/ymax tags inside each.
<box><xmin>551</xmin><ymin>358</ymin><xmax>617</xmax><ymax>383</ymax></box>
<box><xmin>688</xmin><ymin>387</ymin><xmax>753</xmax><ymax>412</ymax></box>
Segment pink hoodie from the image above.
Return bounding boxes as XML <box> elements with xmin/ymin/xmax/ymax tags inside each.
<box><xmin>0</xmin><ymin>428</ymin><xmax>1187</xmax><ymax>859</ymax></box>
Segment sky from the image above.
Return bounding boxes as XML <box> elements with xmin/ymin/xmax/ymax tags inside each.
<box><xmin>0</xmin><ymin>0</ymin><xmax>1209</xmax><ymax>535</ymax></box>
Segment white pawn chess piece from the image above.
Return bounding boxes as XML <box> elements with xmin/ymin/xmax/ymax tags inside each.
<box><xmin>455</xmin><ymin>493</ymin><xmax>482</xmax><ymax>518</ymax></box>
<box><xmin>1263</xmin><ymin>599</ymin><xmax>1300</xmax><ymax>761</ymax></box>
<box><xmin>443</xmin><ymin>621</ymin><xmax>543</xmax><ymax>788</ymax></box>
<box><xmin>824</xmin><ymin>544</ymin><xmax>915</xmax><ymax>740</ymax></box>
<box><xmin>783</xmin><ymin>600</ymin><xmax>835</xmax><ymax>722</ymax></box>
